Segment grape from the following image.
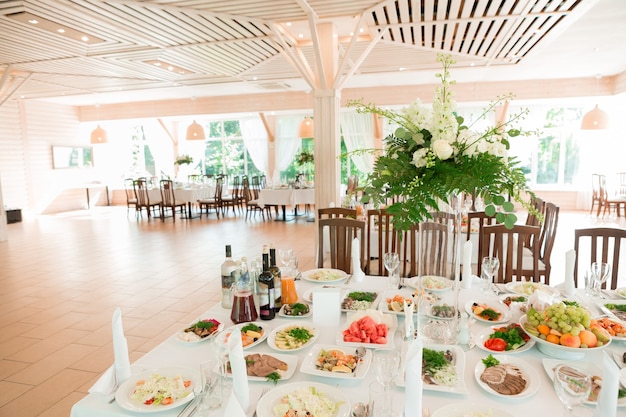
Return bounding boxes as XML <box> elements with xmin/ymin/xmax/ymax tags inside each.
<box><xmin>526</xmin><ymin>302</ymin><xmax>592</xmax><ymax>335</ymax></box>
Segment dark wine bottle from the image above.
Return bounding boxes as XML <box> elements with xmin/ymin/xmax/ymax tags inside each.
<box><xmin>269</xmin><ymin>244</ymin><xmax>282</xmax><ymax>312</ymax></box>
<box><xmin>258</xmin><ymin>245</ymin><xmax>275</xmax><ymax>320</ymax></box>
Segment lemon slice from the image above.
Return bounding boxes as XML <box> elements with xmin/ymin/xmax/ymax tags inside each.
<box><xmin>331</xmin><ymin>365</ymin><xmax>353</xmax><ymax>373</ymax></box>
<box><xmin>390</xmin><ymin>301</ymin><xmax>403</xmax><ymax>312</ymax></box>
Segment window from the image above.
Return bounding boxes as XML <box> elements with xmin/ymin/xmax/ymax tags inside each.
<box><xmin>203</xmin><ymin>120</ymin><xmax>262</xmax><ymax>177</ymax></box>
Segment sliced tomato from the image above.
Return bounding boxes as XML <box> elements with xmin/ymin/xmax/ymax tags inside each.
<box><xmin>144</xmin><ymin>398</ymin><xmax>155</xmax><ymax>405</ymax></box>
<box><xmin>484</xmin><ymin>337</ymin><xmax>507</xmax><ymax>351</ymax></box>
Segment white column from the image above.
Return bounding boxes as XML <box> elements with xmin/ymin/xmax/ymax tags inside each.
<box><xmin>0</xmin><ymin>175</ymin><xmax>8</xmax><ymax>241</ymax></box>
<box><xmin>313</xmin><ymin>89</ymin><xmax>342</xmax><ymax>209</ymax></box>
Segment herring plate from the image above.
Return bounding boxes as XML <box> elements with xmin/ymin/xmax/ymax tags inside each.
<box><xmin>255</xmin><ymin>381</ymin><xmax>350</xmax><ymax>417</ymax></box>
<box><xmin>474</xmin><ymin>355</ymin><xmax>541</xmax><ymax>399</ymax></box>
<box><xmin>278</xmin><ymin>303</ymin><xmax>312</xmax><ymax>319</ymax></box>
<box><xmin>175</xmin><ymin>319</ymin><xmax>224</xmax><ymax>344</ymax></box>
<box><xmin>301</xmin><ymin>268</ymin><xmax>348</xmax><ymax>283</ymax></box>
<box><xmin>396</xmin><ymin>343</ymin><xmax>468</xmax><ymax>394</ymax></box>
<box><xmin>476</xmin><ymin>325</ymin><xmax>535</xmax><ymax>354</ymax></box>
<box><xmin>299</xmin><ymin>344</ymin><xmax>372</xmax><ymax>380</ymax></box>
<box><xmin>465</xmin><ymin>300</ymin><xmax>511</xmax><ymax>324</ymax></box>
<box><xmin>115</xmin><ymin>366</ymin><xmax>200</xmax><ymax>413</ymax></box>
<box><xmin>542</xmin><ymin>358</ymin><xmax>626</xmax><ymax>407</ymax></box>
<box><xmin>217</xmin><ymin>322</ymin><xmax>269</xmax><ymax>350</ymax></box>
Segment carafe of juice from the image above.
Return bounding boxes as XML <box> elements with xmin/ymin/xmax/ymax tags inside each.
<box><xmin>280</xmin><ymin>267</ymin><xmax>299</xmax><ymax>305</ymax></box>
<box><xmin>230</xmin><ymin>275</ymin><xmax>258</xmax><ymax>324</ymax></box>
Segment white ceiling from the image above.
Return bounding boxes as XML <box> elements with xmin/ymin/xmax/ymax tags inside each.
<box><xmin>1</xmin><ymin>0</ymin><xmax>625</xmax><ymax>107</ymax></box>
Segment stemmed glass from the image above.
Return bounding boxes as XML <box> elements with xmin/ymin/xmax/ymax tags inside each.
<box><xmin>553</xmin><ymin>364</ymin><xmax>592</xmax><ymax>416</ymax></box>
<box><xmin>590</xmin><ymin>262</ymin><xmax>611</xmax><ymax>297</ymax></box>
<box><xmin>481</xmin><ymin>256</ymin><xmax>500</xmax><ymax>295</ymax></box>
<box><xmin>383</xmin><ymin>252</ymin><xmax>400</xmax><ymax>288</ymax></box>
<box><xmin>373</xmin><ymin>349</ymin><xmax>401</xmax><ymax>417</ymax></box>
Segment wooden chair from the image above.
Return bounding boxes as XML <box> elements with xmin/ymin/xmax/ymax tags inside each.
<box><xmin>123</xmin><ymin>178</ymin><xmax>138</xmax><ymax>215</ymax></box>
<box><xmin>405</xmin><ymin>221</ymin><xmax>453</xmax><ymax>278</ymax></box>
<box><xmin>365</xmin><ymin>208</ymin><xmax>404</xmax><ymax>276</ymax></box>
<box><xmin>133</xmin><ymin>178</ymin><xmax>162</xmax><ymax>220</ymax></box>
<box><xmin>317</xmin><ymin>207</ymin><xmax>357</xmax><ymax>219</ymax></box>
<box><xmin>198</xmin><ymin>177</ymin><xmax>222</xmax><ymax>218</ymax></box>
<box><xmin>220</xmin><ymin>175</ymin><xmax>240</xmax><ymax>215</ymax></box>
<box><xmin>591</xmin><ymin>174</ymin><xmax>626</xmax><ymax>217</ymax></box>
<box><xmin>573</xmin><ymin>227</ymin><xmax>626</xmax><ymax>290</ymax></box>
<box><xmin>466</xmin><ymin>211</ymin><xmax>499</xmax><ymax>276</ymax></box>
<box><xmin>317</xmin><ymin>217</ymin><xmax>365</xmax><ymax>274</ymax></box>
<box><xmin>159</xmin><ymin>179</ymin><xmax>187</xmax><ymax>221</ymax></box>
<box><xmin>481</xmin><ymin>224</ymin><xmax>541</xmax><ymax>283</ymax></box>
<box><xmin>524</xmin><ymin>202</ymin><xmax>559</xmax><ymax>284</ymax></box>
<box><xmin>243</xmin><ymin>177</ymin><xmax>271</xmax><ymax>220</ymax></box>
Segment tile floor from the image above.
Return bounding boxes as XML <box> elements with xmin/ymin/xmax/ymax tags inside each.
<box><xmin>0</xmin><ymin>205</ymin><xmax>623</xmax><ymax>417</ymax></box>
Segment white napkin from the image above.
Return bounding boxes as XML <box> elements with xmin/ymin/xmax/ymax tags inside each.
<box><xmin>563</xmin><ymin>249</ymin><xmax>576</xmax><ymax>296</ymax></box>
<box><xmin>351</xmin><ymin>237</ymin><xmax>365</xmax><ymax>282</ymax></box>
<box><xmin>228</xmin><ymin>330</ymin><xmax>250</xmax><ymax>412</ymax></box>
<box><xmin>462</xmin><ymin>240</ymin><xmax>473</xmax><ymax>289</ymax></box>
<box><xmin>403</xmin><ymin>300</ymin><xmax>414</xmax><ymax>340</ymax></box>
<box><xmin>223</xmin><ymin>392</ymin><xmax>247</xmax><ymax>417</ymax></box>
<box><xmin>313</xmin><ymin>286</ymin><xmax>341</xmax><ymax>326</ymax></box>
<box><xmin>88</xmin><ymin>365</ymin><xmax>116</xmax><ymax>395</ymax></box>
<box><xmin>404</xmin><ymin>337</ymin><xmax>423</xmax><ymax>417</ymax></box>
<box><xmin>112</xmin><ymin>307</ymin><xmax>131</xmax><ymax>385</ymax></box>
<box><xmin>594</xmin><ymin>353</ymin><xmax>619</xmax><ymax>417</ymax></box>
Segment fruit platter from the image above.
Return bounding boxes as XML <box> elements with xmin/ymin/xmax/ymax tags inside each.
<box><xmin>338</xmin><ymin>310</ymin><xmax>396</xmax><ymax>349</ymax></box>
<box><xmin>520</xmin><ymin>301</ymin><xmax>611</xmax><ymax>359</ymax></box>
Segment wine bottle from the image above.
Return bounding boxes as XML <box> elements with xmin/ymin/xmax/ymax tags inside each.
<box><xmin>220</xmin><ymin>245</ymin><xmax>237</xmax><ymax>309</ymax></box>
<box><xmin>269</xmin><ymin>244</ymin><xmax>282</xmax><ymax>312</ymax></box>
<box><xmin>258</xmin><ymin>245</ymin><xmax>275</xmax><ymax>320</ymax></box>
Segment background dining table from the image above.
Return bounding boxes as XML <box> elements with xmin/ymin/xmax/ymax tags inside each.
<box><xmin>70</xmin><ymin>274</ymin><xmax>619</xmax><ymax>417</ymax></box>
<box><xmin>257</xmin><ymin>188</ymin><xmax>315</xmax><ymax>221</ymax></box>
<box><xmin>147</xmin><ymin>185</ymin><xmax>215</xmax><ymax>219</ymax></box>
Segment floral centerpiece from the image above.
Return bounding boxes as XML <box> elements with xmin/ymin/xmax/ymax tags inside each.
<box><xmin>295</xmin><ymin>150</ymin><xmax>314</xmax><ymax>166</ymax></box>
<box><xmin>348</xmin><ymin>54</ymin><xmax>536</xmax><ymax>230</ymax></box>
<box><xmin>174</xmin><ymin>154</ymin><xmax>193</xmax><ymax>166</ymax></box>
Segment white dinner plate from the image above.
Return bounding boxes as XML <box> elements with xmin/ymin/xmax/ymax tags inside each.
<box><xmin>476</xmin><ymin>324</ymin><xmax>535</xmax><ymax>354</ymax></box>
<box><xmin>615</xmin><ymin>288</ymin><xmax>626</xmax><ymax>299</ymax></box>
<box><xmin>115</xmin><ymin>367</ymin><xmax>200</xmax><ymax>413</ymax></box>
<box><xmin>406</xmin><ymin>275</ymin><xmax>453</xmax><ymax>292</ymax></box>
<box><xmin>267</xmin><ymin>321</ymin><xmax>318</xmax><ymax>352</ymax></box>
<box><xmin>341</xmin><ymin>289</ymin><xmax>381</xmax><ymax>312</ymax></box>
<box><xmin>175</xmin><ymin>319</ymin><xmax>224</xmax><ymax>344</ymax></box>
<box><xmin>336</xmin><ymin>311</ymin><xmax>396</xmax><ymax>350</ymax></box>
<box><xmin>301</xmin><ymin>268</ymin><xmax>348</xmax><ymax>283</ymax></box>
<box><xmin>299</xmin><ymin>344</ymin><xmax>372</xmax><ymax>380</ymax></box>
<box><xmin>223</xmin><ymin>351</ymin><xmax>298</xmax><ymax>382</ymax></box>
<box><xmin>505</xmin><ymin>281</ymin><xmax>559</xmax><ymax>297</ymax></box>
<box><xmin>542</xmin><ymin>358</ymin><xmax>626</xmax><ymax>407</ymax></box>
<box><xmin>474</xmin><ymin>355</ymin><xmax>541</xmax><ymax>399</ymax></box>
<box><xmin>431</xmin><ymin>403</ymin><xmax>514</xmax><ymax>417</ymax></box>
<box><xmin>278</xmin><ymin>303</ymin><xmax>312</xmax><ymax>318</ymax></box>
<box><xmin>217</xmin><ymin>322</ymin><xmax>269</xmax><ymax>350</ymax></box>
<box><xmin>598</xmin><ymin>300</ymin><xmax>626</xmax><ymax>323</ymax></box>
<box><xmin>255</xmin><ymin>381</ymin><xmax>350</xmax><ymax>417</ymax></box>
<box><xmin>396</xmin><ymin>344</ymin><xmax>468</xmax><ymax>395</ymax></box>
<box><xmin>465</xmin><ymin>300</ymin><xmax>511</xmax><ymax>324</ymax></box>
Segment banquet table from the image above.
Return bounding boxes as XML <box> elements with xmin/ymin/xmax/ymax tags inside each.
<box><xmin>70</xmin><ymin>275</ymin><xmax>621</xmax><ymax>417</ymax></box>
<box><xmin>257</xmin><ymin>188</ymin><xmax>315</xmax><ymax>221</ymax></box>
<box><xmin>147</xmin><ymin>185</ymin><xmax>215</xmax><ymax>219</ymax></box>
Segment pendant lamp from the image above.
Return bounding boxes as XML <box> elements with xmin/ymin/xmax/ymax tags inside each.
<box><xmin>581</xmin><ymin>74</ymin><xmax>609</xmax><ymax>130</ymax></box>
<box><xmin>90</xmin><ymin>125</ymin><xmax>108</xmax><ymax>144</ymax></box>
<box><xmin>186</xmin><ymin>120</ymin><xmax>206</xmax><ymax>140</ymax></box>
<box><xmin>298</xmin><ymin>116</ymin><xmax>314</xmax><ymax>138</ymax></box>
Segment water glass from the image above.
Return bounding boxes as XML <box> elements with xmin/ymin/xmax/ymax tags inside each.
<box><xmin>481</xmin><ymin>256</ymin><xmax>499</xmax><ymax>295</ymax></box>
<box><xmin>590</xmin><ymin>262</ymin><xmax>611</xmax><ymax>297</ymax></box>
<box><xmin>197</xmin><ymin>357</ymin><xmax>224</xmax><ymax>413</ymax></box>
<box><xmin>553</xmin><ymin>364</ymin><xmax>591</xmax><ymax>416</ymax></box>
<box><xmin>383</xmin><ymin>252</ymin><xmax>400</xmax><ymax>288</ymax></box>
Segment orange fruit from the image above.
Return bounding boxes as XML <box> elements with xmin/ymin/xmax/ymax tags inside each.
<box><xmin>537</xmin><ymin>324</ymin><xmax>550</xmax><ymax>336</ymax></box>
<box><xmin>546</xmin><ymin>334</ymin><xmax>560</xmax><ymax>344</ymax></box>
<box><xmin>559</xmin><ymin>333</ymin><xmax>581</xmax><ymax>348</ymax></box>
<box><xmin>579</xmin><ymin>330</ymin><xmax>597</xmax><ymax>348</ymax></box>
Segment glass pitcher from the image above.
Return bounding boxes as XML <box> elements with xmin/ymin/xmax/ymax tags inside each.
<box><xmin>230</xmin><ymin>278</ymin><xmax>258</xmax><ymax>324</ymax></box>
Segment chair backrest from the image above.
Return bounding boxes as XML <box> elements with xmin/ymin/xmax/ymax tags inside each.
<box><xmin>318</xmin><ymin>217</ymin><xmax>365</xmax><ymax>274</ymax></box>
<box><xmin>250</xmin><ymin>176</ymin><xmax>262</xmax><ymax>199</ymax></box>
<box><xmin>525</xmin><ymin>195</ymin><xmax>545</xmax><ymax>228</ymax></box>
<box><xmin>124</xmin><ymin>178</ymin><xmax>136</xmax><ymax>202</ymax></box>
<box><xmin>574</xmin><ymin>227</ymin><xmax>626</xmax><ymax>289</ymax></box>
<box><xmin>160</xmin><ymin>179</ymin><xmax>176</xmax><ymax>206</ymax></box>
<box><xmin>134</xmin><ymin>178</ymin><xmax>150</xmax><ymax>206</ymax></box>
<box><xmin>538</xmin><ymin>202</ymin><xmax>559</xmax><ymax>262</ymax></box>
<box><xmin>481</xmin><ymin>224</ymin><xmax>541</xmax><ymax>283</ymax></box>
<box><xmin>366</xmin><ymin>208</ymin><xmax>404</xmax><ymax>276</ymax></box>
<box><xmin>466</xmin><ymin>211</ymin><xmax>499</xmax><ymax>276</ymax></box>
<box><xmin>318</xmin><ymin>207</ymin><xmax>357</xmax><ymax>220</ymax></box>
<box><xmin>618</xmin><ymin>172</ymin><xmax>626</xmax><ymax>196</ymax></box>
<box><xmin>214</xmin><ymin>177</ymin><xmax>223</xmax><ymax>200</ymax></box>
<box><xmin>404</xmin><ymin>221</ymin><xmax>452</xmax><ymax>278</ymax></box>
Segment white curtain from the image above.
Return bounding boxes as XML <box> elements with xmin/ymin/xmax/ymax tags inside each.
<box><xmin>340</xmin><ymin>111</ymin><xmax>375</xmax><ymax>173</ymax></box>
<box><xmin>275</xmin><ymin>115</ymin><xmax>302</xmax><ymax>183</ymax></box>
<box><xmin>239</xmin><ymin>117</ymin><xmax>269</xmax><ymax>176</ymax></box>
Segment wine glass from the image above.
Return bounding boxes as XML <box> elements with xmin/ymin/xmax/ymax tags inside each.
<box><xmin>278</xmin><ymin>248</ymin><xmax>293</xmax><ymax>268</ymax></box>
<box><xmin>553</xmin><ymin>364</ymin><xmax>592</xmax><ymax>416</ymax></box>
<box><xmin>373</xmin><ymin>349</ymin><xmax>400</xmax><ymax>417</ymax></box>
<box><xmin>383</xmin><ymin>252</ymin><xmax>400</xmax><ymax>288</ymax></box>
<box><xmin>590</xmin><ymin>262</ymin><xmax>611</xmax><ymax>297</ymax></box>
<box><xmin>481</xmin><ymin>256</ymin><xmax>499</xmax><ymax>295</ymax></box>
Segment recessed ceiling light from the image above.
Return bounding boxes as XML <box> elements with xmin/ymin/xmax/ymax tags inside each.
<box><xmin>350</xmin><ymin>32</ymin><xmax>354</xmax><ymax>36</ymax></box>
<box><xmin>399</xmin><ymin>67</ymin><xmax>406</xmax><ymax>71</ymax></box>
<box><xmin>143</xmin><ymin>60</ymin><xmax>194</xmax><ymax>75</ymax></box>
<box><xmin>57</xmin><ymin>28</ymin><xmax>65</xmax><ymax>33</ymax></box>
<box><xmin>286</xmin><ymin>22</ymin><xmax>292</xmax><ymax>26</ymax></box>
<box><xmin>28</xmin><ymin>19</ymin><xmax>38</xmax><ymax>24</ymax></box>
<box><xmin>359</xmin><ymin>28</ymin><xmax>364</xmax><ymax>33</ymax></box>
<box><xmin>81</xmin><ymin>36</ymin><xmax>89</xmax><ymax>42</ymax></box>
<box><xmin>252</xmin><ymin>76</ymin><xmax>258</xmax><ymax>81</ymax></box>
<box><xmin>298</xmin><ymin>33</ymin><xmax>304</xmax><ymax>38</ymax></box>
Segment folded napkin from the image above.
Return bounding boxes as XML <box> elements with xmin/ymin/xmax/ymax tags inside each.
<box><xmin>228</xmin><ymin>329</ymin><xmax>250</xmax><ymax>412</ymax></box>
<box><xmin>404</xmin><ymin>337</ymin><xmax>423</xmax><ymax>417</ymax></box>
<box><xmin>563</xmin><ymin>249</ymin><xmax>576</xmax><ymax>297</ymax></box>
<box><xmin>351</xmin><ymin>237</ymin><xmax>365</xmax><ymax>283</ymax></box>
<box><xmin>313</xmin><ymin>286</ymin><xmax>341</xmax><ymax>326</ymax></box>
<box><xmin>403</xmin><ymin>300</ymin><xmax>414</xmax><ymax>340</ymax></box>
<box><xmin>594</xmin><ymin>353</ymin><xmax>619</xmax><ymax>417</ymax></box>
<box><xmin>112</xmin><ymin>307</ymin><xmax>131</xmax><ymax>385</ymax></box>
<box><xmin>461</xmin><ymin>240</ymin><xmax>473</xmax><ymax>289</ymax></box>
<box><xmin>223</xmin><ymin>392</ymin><xmax>247</xmax><ymax>417</ymax></box>
<box><xmin>88</xmin><ymin>365</ymin><xmax>116</xmax><ymax>395</ymax></box>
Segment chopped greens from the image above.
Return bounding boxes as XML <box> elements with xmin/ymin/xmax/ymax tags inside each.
<box><xmin>265</xmin><ymin>371</ymin><xmax>281</xmax><ymax>385</ymax></box>
<box><xmin>241</xmin><ymin>323</ymin><xmax>262</xmax><ymax>333</ymax></box>
<box><xmin>422</xmin><ymin>348</ymin><xmax>448</xmax><ymax>374</ymax></box>
<box><xmin>482</xmin><ymin>354</ymin><xmax>500</xmax><ymax>368</ymax></box>
<box><xmin>347</xmin><ymin>292</ymin><xmax>376</xmax><ymax>302</ymax></box>
<box><xmin>287</xmin><ymin>327</ymin><xmax>313</xmax><ymax>341</ymax></box>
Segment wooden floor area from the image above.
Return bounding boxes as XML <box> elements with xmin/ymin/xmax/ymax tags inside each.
<box><xmin>0</xmin><ymin>205</ymin><xmax>623</xmax><ymax>417</ymax></box>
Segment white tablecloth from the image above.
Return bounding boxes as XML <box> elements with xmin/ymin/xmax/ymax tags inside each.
<box><xmin>257</xmin><ymin>188</ymin><xmax>315</xmax><ymax>208</ymax></box>
<box><xmin>147</xmin><ymin>185</ymin><xmax>215</xmax><ymax>204</ymax></box>
<box><xmin>71</xmin><ymin>276</ymin><xmax>614</xmax><ymax>417</ymax></box>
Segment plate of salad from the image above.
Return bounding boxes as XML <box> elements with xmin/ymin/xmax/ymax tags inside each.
<box><xmin>341</xmin><ymin>290</ymin><xmax>380</xmax><ymax>312</ymax></box>
<box><xmin>115</xmin><ymin>367</ymin><xmax>200</xmax><ymax>413</ymax></box>
<box><xmin>255</xmin><ymin>381</ymin><xmax>350</xmax><ymax>417</ymax></box>
<box><xmin>175</xmin><ymin>318</ymin><xmax>223</xmax><ymax>343</ymax></box>
<box><xmin>396</xmin><ymin>344</ymin><xmax>468</xmax><ymax>394</ymax></box>
<box><xmin>477</xmin><ymin>323</ymin><xmax>535</xmax><ymax>354</ymax></box>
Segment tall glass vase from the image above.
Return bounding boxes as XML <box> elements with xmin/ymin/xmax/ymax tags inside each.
<box><xmin>416</xmin><ymin>194</ymin><xmax>462</xmax><ymax>345</ymax></box>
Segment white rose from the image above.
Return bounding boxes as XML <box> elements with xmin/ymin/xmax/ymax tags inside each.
<box><xmin>412</xmin><ymin>148</ymin><xmax>428</xmax><ymax>168</ymax></box>
<box><xmin>432</xmin><ymin>139</ymin><xmax>453</xmax><ymax>160</ymax></box>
